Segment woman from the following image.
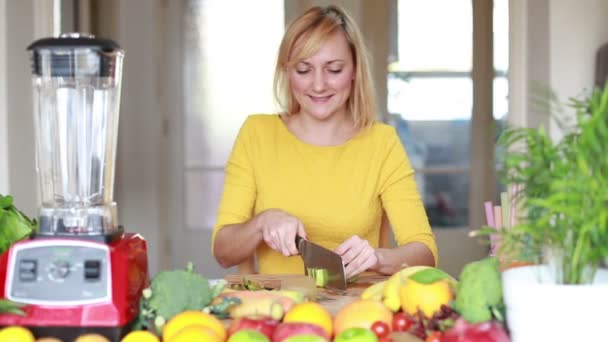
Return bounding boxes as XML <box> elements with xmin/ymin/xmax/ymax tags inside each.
<box><xmin>212</xmin><ymin>5</ymin><xmax>437</xmax><ymax>277</ymax></box>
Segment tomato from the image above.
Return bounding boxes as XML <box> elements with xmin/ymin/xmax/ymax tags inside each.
<box><xmin>425</xmin><ymin>331</ymin><xmax>444</xmax><ymax>342</ymax></box>
<box><xmin>371</xmin><ymin>320</ymin><xmax>391</xmax><ymax>339</ymax></box>
<box><xmin>392</xmin><ymin>312</ymin><xmax>414</xmax><ymax>332</ymax></box>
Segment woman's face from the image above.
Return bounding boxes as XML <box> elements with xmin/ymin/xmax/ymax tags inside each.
<box><xmin>288</xmin><ymin>31</ymin><xmax>355</xmax><ymax>121</ymax></box>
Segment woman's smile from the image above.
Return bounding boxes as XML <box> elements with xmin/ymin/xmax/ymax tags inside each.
<box><xmin>309</xmin><ymin>94</ymin><xmax>333</xmax><ymax>102</ymax></box>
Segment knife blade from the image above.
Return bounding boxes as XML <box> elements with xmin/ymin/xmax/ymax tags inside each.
<box><xmin>295</xmin><ymin>235</ymin><xmax>347</xmax><ymax>291</ymax></box>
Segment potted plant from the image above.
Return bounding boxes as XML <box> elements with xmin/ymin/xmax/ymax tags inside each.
<box><xmin>490</xmin><ymin>82</ymin><xmax>608</xmax><ymax>341</ymax></box>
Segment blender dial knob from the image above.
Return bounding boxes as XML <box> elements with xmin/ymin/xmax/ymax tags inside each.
<box><xmin>50</xmin><ymin>259</ymin><xmax>71</xmax><ymax>279</ymax></box>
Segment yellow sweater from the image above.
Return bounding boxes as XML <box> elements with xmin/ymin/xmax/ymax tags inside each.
<box><xmin>212</xmin><ymin>114</ymin><xmax>437</xmax><ymax>274</ymax></box>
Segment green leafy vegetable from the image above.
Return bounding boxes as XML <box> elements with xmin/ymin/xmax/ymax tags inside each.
<box><xmin>0</xmin><ymin>299</ymin><xmax>25</xmax><ymax>316</ymax></box>
<box><xmin>138</xmin><ymin>262</ymin><xmax>225</xmax><ymax>333</ymax></box>
<box><xmin>229</xmin><ymin>277</ymin><xmax>267</xmax><ymax>290</ymax></box>
<box><xmin>453</xmin><ymin>257</ymin><xmax>504</xmax><ymax>324</ymax></box>
<box><xmin>0</xmin><ymin>194</ymin><xmax>36</xmax><ymax>254</ymax></box>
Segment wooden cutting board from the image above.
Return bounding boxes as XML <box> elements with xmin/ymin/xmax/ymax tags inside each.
<box><xmin>224</xmin><ymin>273</ymin><xmax>387</xmax><ymax>316</ymax></box>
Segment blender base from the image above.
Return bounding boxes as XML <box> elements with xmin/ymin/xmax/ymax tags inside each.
<box><xmin>0</xmin><ymin>233</ymin><xmax>149</xmax><ymax>342</ymax></box>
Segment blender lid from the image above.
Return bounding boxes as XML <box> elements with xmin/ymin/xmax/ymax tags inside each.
<box><xmin>27</xmin><ymin>33</ymin><xmax>123</xmax><ymax>77</ymax></box>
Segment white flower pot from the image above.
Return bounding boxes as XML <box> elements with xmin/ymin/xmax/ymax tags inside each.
<box><xmin>502</xmin><ymin>265</ymin><xmax>608</xmax><ymax>342</ymax></box>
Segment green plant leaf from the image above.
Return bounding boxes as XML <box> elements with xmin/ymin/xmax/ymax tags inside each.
<box><xmin>0</xmin><ymin>195</ymin><xmax>36</xmax><ymax>254</ymax></box>
<box><xmin>0</xmin><ymin>299</ymin><xmax>25</xmax><ymax>316</ymax></box>
<box><xmin>0</xmin><ymin>194</ymin><xmax>13</xmax><ymax>209</ymax></box>
<box><xmin>409</xmin><ymin>268</ymin><xmax>455</xmax><ymax>284</ymax></box>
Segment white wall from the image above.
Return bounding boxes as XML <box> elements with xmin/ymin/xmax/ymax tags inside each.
<box><xmin>510</xmin><ymin>0</ymin><xmax>608</xmax><ymax>137</ymax></box>
<box><xmin>0</xmin><ymin>0</ymin><xmax>9</xmax><ymax>195</ymax></box>
<box><xmin>0</xmin><ymin>0</ymin><xmax>49</xmax><ymax>215</ymax></box>
<box><xmin>549</xmin><ymin>0</ymin><xmax>608</xmax><ymax>102</ymax></box>
<box><xmin>548</xmin><ymin>0</ymin><xmax>608</xmax><ymax>140</ymax></box>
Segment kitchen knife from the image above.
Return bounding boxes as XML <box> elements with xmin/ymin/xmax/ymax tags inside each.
<box><xmin>295</xmin><ymin>235</ymin><xmax>347</xmax><ymax>291</ymax></box>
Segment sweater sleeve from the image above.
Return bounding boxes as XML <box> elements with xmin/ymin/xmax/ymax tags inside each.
<box><xmin>211</xmin><ymin>116</ymin><xmax>257</xmax><ymax>256</ymax></box>
<box><xmin>378</xmin><ymin>128</ymin><xmax>438</xmax><ymax>264</ymax></box>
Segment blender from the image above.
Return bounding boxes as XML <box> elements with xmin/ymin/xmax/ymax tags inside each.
<box><xmin>0</xmin><ymin>33</ymin><xmax>148</xmax><ymax>341</ymax></box>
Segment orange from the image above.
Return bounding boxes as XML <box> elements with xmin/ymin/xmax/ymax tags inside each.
<box><xmin>283</xmin><ymin>301</ymin><xmax>333</xmax><ymax>337</ymax></box>
<box><xmin>166</xmin><ymin>325</ymin><xmax>222</xmax><ymax>342</ymax></box>
<box><xmin>120</xmin><ymin>330</ymin><xmax>160</xmax><ymax>342</ymax></box>
<box><xmin>333</xmin><ymin>299</ymin><xmax>393</xmax><ymax>335</ymax></box>
<box><xmin>0</xmin><ymin>326</ymin><xmax>35</xmax><ymax>342</ymax></box>
<box><xmin>399</xmin><ymin>278</ymin><xmax>453</xmax><ymax>318</ymax></box>
<box><xmin>162</xmin><ymin>310</ymin><xmax>226</xmax><ymax>342</ymax></box>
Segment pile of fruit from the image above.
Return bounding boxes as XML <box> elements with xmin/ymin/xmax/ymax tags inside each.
<box><xmin>123</xmin><ymin>257</ymin><xmax>509</xmax><ymax>342</ymax></box>
<box><xmin>0</xmin><ymin>257</ymin><xmax>512</xmax><ymax>341</ymax></box>
<box><xmin>358</xmin><ymin>258</ymin><xmax>511</xmax><ymax>341</ymax></box>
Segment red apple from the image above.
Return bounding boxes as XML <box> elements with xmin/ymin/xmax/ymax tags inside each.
<box><xmin>272</xmin><ymin>322</ymin><xmax>329</xmax><ymax>342</ymax></box>
<box><xmin>229</xmin><ymin>317</ymin><xmax>280</xmax><ymax>340</ymax></box>
<box><xmin>442</xmin><ymin>318</ymin><xmax>510</xmax><ymax>342</ymax></box>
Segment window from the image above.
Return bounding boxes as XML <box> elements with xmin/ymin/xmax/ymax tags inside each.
<box><xmin>388</xmin><ymin>0</ymin><xmax>508</xmax><ymax>227</ymax></box>
<box><xmin>182</xmin><ymin>0</ymin><xmax>284</xmax><ymax>231</ymax></box>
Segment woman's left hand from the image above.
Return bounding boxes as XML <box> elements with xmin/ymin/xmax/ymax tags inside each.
<box><xmin>335</xmin><ymin>235</ymin><xmax>379</xmax><ymax>279</ymax></box>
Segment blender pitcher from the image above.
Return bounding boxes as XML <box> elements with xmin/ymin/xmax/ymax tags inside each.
<box><xmin>29</xmin><ymin>33</ymin><xmax>123</xmax><ymax>238</ymax></box>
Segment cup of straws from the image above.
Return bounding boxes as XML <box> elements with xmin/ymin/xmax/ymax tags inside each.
<box><xmin>484</xmin><ymin>190</ymin><xmax>516</xmax><ymax>256</ymax></box>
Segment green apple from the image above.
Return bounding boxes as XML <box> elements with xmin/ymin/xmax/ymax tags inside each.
<box><xmin>228</xmin><ymin>329</ymin><xmax>271</xmax><ymax>342</ymax></box>
<box><xmin>282</xmin><ymin>334</ymin><xmax>328</xmax><ymax>342</ymax></box>
<box><xmin>334</xmin><ymin>327</ymin><xmax>378</xmax><ymax>342</ymax></box>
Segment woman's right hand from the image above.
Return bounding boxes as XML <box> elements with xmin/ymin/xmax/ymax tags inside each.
<box><xmin>257</xmin><ymin>209</ymin><xmax>306</xmax><ymax>256</ymax></box>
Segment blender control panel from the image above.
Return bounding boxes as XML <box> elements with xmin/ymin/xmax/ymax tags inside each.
<box><xmin>7</xmin><ymin>240</ymin><xmax>110</xmax><ymax>305</ymax></box>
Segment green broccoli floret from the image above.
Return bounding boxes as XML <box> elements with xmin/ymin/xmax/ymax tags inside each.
<box><xmin>453</xmin><ymin>257</ymin><xmax>504</xmax><ymax>323</ymax></box>
<box><xmin>143</xmin><ymin>262</ymin><xmax>213</xmax><ymax>323</ymax></box>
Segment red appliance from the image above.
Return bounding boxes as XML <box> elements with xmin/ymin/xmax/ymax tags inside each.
<box><xmin>0</xmin><ymin>33</ymin><xmax>149</xmax><ymax>341</ymax></box>
<box><xmin>0</xmin><ymin>235</ymin><xmax>148</xmax><ymax>340</ymax></box>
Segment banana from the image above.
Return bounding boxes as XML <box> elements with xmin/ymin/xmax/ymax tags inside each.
<box><xmin>382</xmin><ymin>265</ymin><xmax>432</xmax><ymax>312</ymax></box>
<box><xmin>360</xmin><ymin>280</ymin><xmax>387</xmax><ymax>301</ymax></box>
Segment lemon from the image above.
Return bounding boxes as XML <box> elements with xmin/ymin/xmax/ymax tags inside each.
<box><xmin>120</xmin><ymin>330</ymin><xmax>160</xmax><ymax>342</ymax></box>
<box><xmin>283</xmin><ymin>302</ymin><xmax>333</xmax><ymax>337</ymax></box>
<box><xmin>166</xmin><ymin>325</ymin><xmax>222</xmax><ymax>342</ymax></box>
<box><xmin>399</xmin><ymin>278</ymin><xmax>453</xmax><ymax>318</ymax></box>
<box><xmin>0</xmin><ymin>326</ymin><xmax>35</xmax><ymax>342</ymax></box>
<box><xmin>162</xmin><ymin>310</ymin><xmax>226</xmax><ymax>342</ymax></box>
<box><xmin>73</xmin><ymin>333</ymin><xmax>111</xmax><ymax>342</ymax></box>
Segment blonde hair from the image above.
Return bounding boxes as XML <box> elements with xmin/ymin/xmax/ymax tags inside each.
<box><xmin>273</xmin><ymin>5</ymin><xmax>377</xmax><ymax>129</ymax></box>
